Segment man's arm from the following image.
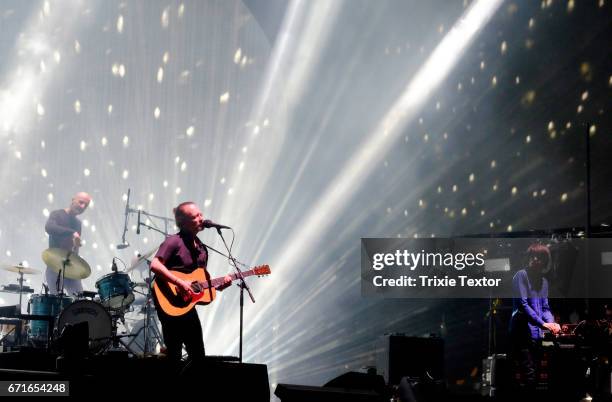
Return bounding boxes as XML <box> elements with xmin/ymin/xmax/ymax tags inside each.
<box><xmin>150</xmin><ymin>257</ymin><xmax>194</xmax><ymax>296</ymax></box>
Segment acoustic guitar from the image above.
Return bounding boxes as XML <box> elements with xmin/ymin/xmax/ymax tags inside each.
<box><xmin>153</xmin><ymin>265</ymin><xmax>271</xmax><ymax>316</ymax></box>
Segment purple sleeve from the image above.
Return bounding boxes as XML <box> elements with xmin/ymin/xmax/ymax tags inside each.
<box><xmin>513</xmin><ymin>270</ymin><xmax>546</xmax><ymax>327</ymax></box>
<box><xmin>541</xmin><ymin>279</ymin><xmax>554</xmax><ymax>323</ymax></box>
<box><xmin>155</xmin><ymin>236</ymin><xmax>178</xmax><ymax>263</ymax></box>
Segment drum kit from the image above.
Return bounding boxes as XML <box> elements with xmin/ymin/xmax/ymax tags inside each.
<box><xmin>0</xmin><ymin>247</ymin><xmax>162</xmax><ymax>356</ymax></box>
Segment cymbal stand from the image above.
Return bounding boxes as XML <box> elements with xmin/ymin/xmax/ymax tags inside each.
<box><xmin>54</xmin><ymin>252</ymin><xmax>70</xmax><ymax>297</ymax></box>
<box><xmin>16</xmin><ymin>269</ymin><xmax>25</xmax><ymax>345</ymax></box>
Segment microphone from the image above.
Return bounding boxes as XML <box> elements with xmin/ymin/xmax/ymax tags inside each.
<box><xmin>202</xmin><ymin>219</ymin><xmax>231</xmax><ymax>230</ymax></box>
<box><xmin>116</xmin><ymin>242</ymin><xmax>130</xmax><ymax>250</ymax></box>
<box><xmin>111</xmin><ymin>257</ymin><xmax>118</xmax><ymax>272</ymax></box>
<box><xmin>136</xmin><ymin>210</ymin><xmax>141</xmax><ymax>235</ymax></box>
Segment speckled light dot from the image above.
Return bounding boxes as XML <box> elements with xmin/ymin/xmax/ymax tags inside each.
<box><xmin>581</xmin><ymin>91</ymin><xmax>589</xmax><ymax>101</ymax></box>
<box><xmin>161</xmin><ymin>7</ymin><xmax>169</xmax><ymax>28</ymax></box>
<box><xmin>116</xmin><ymin>14</ymin><xmax>124</xmax><ymax>33</ymax></box>
<box><xmin>83</xmin><ymin>168</ymin><xmax>90</xmax><ymax>176</ymax></box>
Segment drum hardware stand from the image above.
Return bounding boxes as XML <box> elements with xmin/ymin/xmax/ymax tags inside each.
<box><xmin>125</xmin><ymin>270</ymin><xmax>164</xmax><ymax>356</ymax></box>
<box><xmin>15</xmin><ymin>267</ymin><xmax>26</xmax><ymax>345</ymax></box>
<box><xmin>126</xmin><ymin>210</ymin><xmax>170</xmax><ymax>356</ymax></box>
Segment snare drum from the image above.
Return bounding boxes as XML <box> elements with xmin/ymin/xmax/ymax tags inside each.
<box><xmin>28</xmin><ymin>294</ymin><xmax>73</xmax><ymax>343</ymax></box>
<box><xmin>57</xmin><ymin>300</ymin><xmax>112</xmax><ymax>353</ymax></box>
<box><xmin>95</xmin><ymin>272</ymin><xmax>134</xmax><ymax>310</ymax></box>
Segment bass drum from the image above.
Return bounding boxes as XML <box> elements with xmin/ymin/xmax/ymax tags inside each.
<box><xmin>56</xmin><ymin>300</ymin><xmax>112</xmax><ymax>353</ymax></box>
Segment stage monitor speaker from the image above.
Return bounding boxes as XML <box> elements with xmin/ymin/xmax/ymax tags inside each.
<box><xmin>376</xmin><ymin>335</ymin><xmax>444</xmax><ymax>386</ymax></box>
<box><xmin>275</xmin><ymin>383</ymin><xmax>383</xmax><ymax>402</ymax></box>
<box><xmin>323</xmin><ymin>371</ymin><xmax>386</xmax><ymax>395</ymax></box>
<box><xmin>181</xmin><ymin>361</ymin><xmax>270</xmax><ymax>401</ymax></box>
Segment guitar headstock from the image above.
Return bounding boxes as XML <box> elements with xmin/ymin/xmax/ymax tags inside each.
<box><xmin>253</xmin><ymin>264</ymin><xmax>271</xmax><ymax>276</ymax></box>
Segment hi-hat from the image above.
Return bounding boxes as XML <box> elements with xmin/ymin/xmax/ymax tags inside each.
<box><xmin>42</xmin><ymin>248</ymin><xmax>91</xmax><ymax>279</ymax></box>
<box><xmin>1</xmin><ymin>264</ymin><xmax>40</xmax><ymax>275</ymax></box>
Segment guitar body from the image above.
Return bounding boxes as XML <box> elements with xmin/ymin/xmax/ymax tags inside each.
<box><xmin>153</xmin><ymin>267</ymin><xmax>217</xmax><ymax>317</ymax></box>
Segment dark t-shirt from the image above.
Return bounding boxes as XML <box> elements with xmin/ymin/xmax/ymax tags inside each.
<box><xmin>45</xmin><ymin>209</ymin><xmax>81</xmax><ymax>250</ymax></box>
<box><xmin>154</xmin><ymin>232</ymin><xmax>208</xmax><ymax>274</ymax></box>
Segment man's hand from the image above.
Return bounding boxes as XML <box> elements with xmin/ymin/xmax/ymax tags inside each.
<box><xmin>217</xmin><ymin>275</ymin><xmax>232</xmax><ymax>291</ymax></box>
<box><xmin>176</xmin><ymin>279</ymin><xmax>195</xmax><ymax>301</ymax></box>
<box><xmin>73</xmin><ymin>232</ymin><xmax>82</xmax><ymax>248</ymax></box>
<box><xmin>543</xmin><ymin>322</ymin><xmax>561</xmax><ymax>335</ymax></box>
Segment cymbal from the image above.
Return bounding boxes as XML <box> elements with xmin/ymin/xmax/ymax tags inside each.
<box><xmin>127</xmin><ymin>248</ymin><xmax>157</xmax><ymax>272</ymax></box>
<box><xmin>42</xmin><ymin>248</ymin><xmax>91</xmax><ymax>280</ymax></box>
<box><xmin>0</xmin><ymin>284</ymin><xmax>35</xmax><ymax>294</ymax></box>
<box><xmin>1</xmin><ymin>265</ymin><xmax>40</xmax><ymax>275</ymax></box>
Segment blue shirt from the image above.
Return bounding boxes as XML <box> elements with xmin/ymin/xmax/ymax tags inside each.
<box><xmin>511</xmin><ymin>269</ymin><xmax>554</xmax><ymax>340</ymax></box>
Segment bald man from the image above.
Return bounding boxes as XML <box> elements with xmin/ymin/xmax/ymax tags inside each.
<box><xmin>44</xmin><ymin>192</ymin><xmax>91</xmax><ymax>295</ymax></box>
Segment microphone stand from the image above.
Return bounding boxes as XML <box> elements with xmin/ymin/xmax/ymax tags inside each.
<box><xmin>214</xmin><ymin>228</ymin><xmax>254</xmax><ymax>363</ymax></box>
<box><xmin>119</xmin><ymin>188</ymin><xmax>131</xmax><ymax>248</ymax></box>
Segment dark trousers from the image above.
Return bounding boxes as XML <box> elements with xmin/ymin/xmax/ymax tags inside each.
<box><xmin>511</xmin><ymin>336</ymin><xmax>538</xmax><ymax>389</ymax></box>
<box><xmin>157</xmin><ymin>307</ymin><xmax>205</xmax><ymax>363</ymax></box>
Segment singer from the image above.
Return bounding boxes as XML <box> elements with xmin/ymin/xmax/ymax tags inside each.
<box><xmin>44</xmin><ymin>192</ymin><xmax>92</xmax><ymax>295</ymax></box>
<box><xmin>150</xmin><ymin>201</ymin><xmax>231</xmax><ymax>364</ymax></box>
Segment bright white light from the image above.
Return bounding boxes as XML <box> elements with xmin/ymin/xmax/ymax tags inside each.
<box><xmin>246</xmin><ymin>0</ymin><xmax>503</xmax><ymax>334</ymax></box>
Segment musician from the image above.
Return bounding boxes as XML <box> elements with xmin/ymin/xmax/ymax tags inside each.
<box><xmin>150</xmin><ymin>201</ymin><xmax>231</xmax><ymax>363</ymax></box>
<box><xmin>510</xmin><ymin>243</ymin><xmax>561</xmax><ymax>389</ymax></box>
<box><xmin>44</xmin><ymin>192</ymin><xmax>91</xmax><ymax>295</ymax></box>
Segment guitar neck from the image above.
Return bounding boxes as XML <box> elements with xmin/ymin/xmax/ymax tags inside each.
<box><xmin>203</xmin><ymin>269</ymin><xmax>257</xmax><ymax>289</ymax></box>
